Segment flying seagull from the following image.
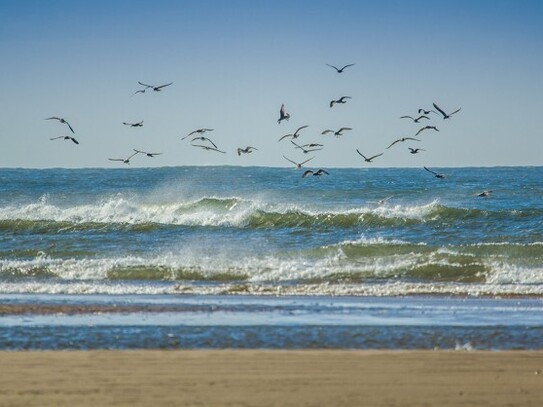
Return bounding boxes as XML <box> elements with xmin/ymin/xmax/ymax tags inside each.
<box><xmin>123</xmin><ymin>121</ymin><xmax>144</xmax><ymax>127</ymax></box>
<box><xmin>278</xmin><ymin>125</ymin><xmax>309</xmax><ymax>142</ymax></box>
<box><xmin>326</xmin><ymin>63</ymin><xmax>355</xmax><ymax>73</ymax></box>
<box><xmin>415</xmin><ymin>126</ymin><xmax>439</xmax><ymax>136</ymax></box>
<box><xmin>291</xmin><ymin>140</ymin><xmax>323</xmax><ymax>154</ymax></box>
<box><xmin>386</xmin><ymin>137</ymin><xmax>421</xmax><ymax>149</ymax></box>
<box><xmin>283</xmin><ymin>155</ymin><xmax>314</xmax><ymax>169</ymax></box>
<box><xmin>191</xmin><ymin>136</ymin><xmax>217</xmax><ymax>149</ymax></box>
<box><xmin>433</xmin><ymin>102</ymin><xmax>461</xmax><ymax>119</ymax></box>
<box><xmin>182</xmin><ymin>128</ymin><xmax>214</xmax><ymax>140</ymax></box>
<box><xmin>133</xmin><ymin>149</ymin><xmax>162</xmax><ymax>157</ymax></box>
<box><xmin>356</xmin><ymin>149</ymin><xmax>383</xmax><ymax>163</ymax></box>
<box><xmin>330</xmin><ymin>96</ymin><xmax>352</xmax><ymax>108</ymax></box>
<box><xmin>278</xmin><ymin>104</ymin><xmax>291</xmax><ymax>124</ymax></box>
<box><xmin>45</xmin><ymin>117</ymin><xmax>75</xmax><ymax>134</ymax></box>
<box><xmin>138</xmin><ymin>81</ymin><xmax>173</xmax><ymax>92</ymax></box>
<box><xmin>302</xmin><ymin>168</ymin><xmax>329</xmax><ymax>178</ymax></box>
<box><xmin>424</xmin><ymin>166</ymin><xmax>446</xmax><ymax>179</ymax></box>
<box><xmin>49</xmin><ymin>135</ymin><xmax>79</xmax><ymax>145</ymax></box>
<box><xmin>192</xmin><ymin>144</ymin><xmax>225</xmax><ymax>154</ymax></box>
<box><xmin>400</xmin><ymin>115</ymin><xmax>430</xmax><ymax>123</ymax></box>
<box><xmin>408</xmin><ymin>147</ymin><xmax>425</xmax><ymax>154</ymax></box>
<box><xmin>237</xmin><ymin>146</ymin><xmax>258</xmax><ymax>156</ymax></box>
<box><xmin>321</xmin><ymin>127</ymin><xmax>352</xmax><ymax>137</ymax></box>
<box><xmin>108</xmin><ymin>151</ymin><xmax>139</xmax><ymax>165</ymax></box>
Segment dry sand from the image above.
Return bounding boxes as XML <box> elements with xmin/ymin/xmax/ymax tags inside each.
<box><xmin>0</xmin><ymin>350</ymin><xmax>542</xmax><ymax>406</ymax></box>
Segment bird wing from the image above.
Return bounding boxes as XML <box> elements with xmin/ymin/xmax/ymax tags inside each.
<box><xmin>155</xmin><ymin>82</ymin><xmax>173</xmax><ymax>89</ymax></box>
<box><xmin>423</xmin><ymin>166</ymin><xmax>438</xmax><ymax>176</ymax></box>
<box><xmin>432</xmin><ymin>103</ymin><xmax>447</xmax><ymax>118</ymax></box>
<box><xmin>49</xmin><ymin>136</ymin><xmax>64</xmax><ymax>140</ymax></box>
<box><xmin>387</xmin><ymin>139</ymin><xmax>401</xmax><ymax>149</ymax></box>
<box><xmin>138</xmin><ymin>81</ymin><xmax>152</xmax><ymax>88</ymax></box>
<box><xmin>449</xmin><ymin>108</ymin><xmax>461</xmax><ymax>116</ymax></box>
<box><xmin>45</xmin><ymin>117</ymin><xmax>61</xmax><ymax>121</ymax></box>
<box><xmin>302</xmin><ymin>170</ymin><xmax>314</xmax><ymax>178</ymax></box>
<box><xmin>368</xmin><ymin>153</ymin><xmax>384</xmax><ymax>161</ymax></box>
<box><xmin>133</xmin><ymin>89</ymin><xmax>145</xmax><ymax>95</ymax></box>
<box><xmin>278</xmin><ymin>134</ymin><xmax>293</xmax><ymax>142</ymax></box>
<box><xmin>356</xmin><ymin>149</ymin><xmax>368</xmax><ymax>160</ymax></box>
<box><xmin>64</xmin><ymin>121</ymin><xmax>75</xmax><ymax>134</ymax></box>
<box><xmin>321</xmin><ymin>130</ymin><xmax>334</xmax><ymax>135</ymax></box>
<box><xmin>300</xmin><ymin>156</ymin><xmax>315</xmax><ymax>166</ymax></box>
<box><xmin>204</xmin><ymin>137</ymin><xmax>218</xmax><ymax>148</ymax></box>
<box><xmin>316</xmin><ymin>169</ymin><xmax>330</xmax><ymax>175</ymax></box>
<box><xmin>339</xmin><ymin>96</ymin><xmax>352</xmax><ymax>102</ymax></box>
<box><xmin>291</xmin><ymin>140</ymin><xmax>303</xmax><ymax>149</ymax></box>
<box><xmin>330</xmin><ymin>100</ymin><xmax>335</xmax><ymax>108</ymax></box>
<box><xmin>405</xmin><ymin>137</ymin><xmax>421</xmax><ymax>142</ymax></box>
<box><xmin>127</xmin><ymin>151</ymin><xmax>139</xmax><ymax>160</ymax></box>
<box><xmin>108</xmin><ymin>158</ymin><xmax>124</xmax><ymax>162</ymax></box>
<box><xmin>294</xmin><ymin>125</ymin><xmax>309</xmax><ymax>135</ymax></box>
<box><xmin>415</xmin><ymin>127</ymin><xmax>426</xmax><ymax>136</ymax></box>
<box><xmin>416</xmin><ymin>115</ymin><xmax>430</xmax><ymax>121</ymax></box>
<box><xmin>133</xmin><ymin>149</ymin><xmax>145</xmax><ymax>154</ymax></box>
<box><xmin>282</xmin><ymin>155</ymin><xmax>297</xmax><ymax>165</ymax></box>
<box><xmin>69</xmin><ymin>137</ymin><xmax>79</xmax><ymax>144</ymax></box>
<box><xmin>340</xmin><ymin>64</ymin><xmax>355</xmax><ymax>71</ymax></box>
<box><xmin>338</xmin><ymin>127</ymin><xmax>352</xmax><ymax>132</ymax></box>
<box><xmin>326</xmin><ymin>64</ymin><xmax>340</xmax><ymax>72</ymax></box>
<box><xmin>400</xmin><ymin>116</ymin><xmax>414</xmax><ymax>120</ymax></box>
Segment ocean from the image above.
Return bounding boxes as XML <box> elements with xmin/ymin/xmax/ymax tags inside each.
<box><xmin>1</xmin><ymin>166</ymin><xmax>542</xmax><ymax>349</ymax></box>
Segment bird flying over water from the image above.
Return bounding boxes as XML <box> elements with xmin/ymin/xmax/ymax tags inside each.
<box><xmin>182</xmin><ymin>128</ymin><xmax>214</xmax><ymax>140</ymax></box>
<box><xmin>278</xmin><ymin>104</ymin><xmax>291</xmax><ymax>124</ymax></box>
<box><xmin>123</xmin><ymin>121</ymin><xmax>144</xmax><ymax>127</ymax></box>
<box><xmin>278</xmin><ymin>125</ymin><xmax>309</xmax><ymax>142</ymax></box>
<box><xmin>356</xmin><ymin>149</ymin><xmax>383</xmax><ymax>163</ymax></box>
<box><xmin>386</xmin><ymin>137</ymin><xmax>421</xmax><ymax>149</ymax></box>
<box><xmin>49</xmin><ymin>135</ymin><xmax>79</xmax><ymax>145</ymax></box>
<box><xmin>302</xmin><ymin>168</ymin><xmax>329</xmax><ymax>177</ymax></box>
<box><xmin>291</xmin><ymin>141</ymin><xmax>323</xmax><ymax>154</ymax></box>
<box><xmin>326</xmin><ymin>63</ymin><xmax>355</xmax><ymax>73</ymax></box>
<box><xmin>133</xmin><ymin>149</ymin><xmax>162</xmax><ymax>157</ymax></box>
<box><xmin>237</xmin><ymin>146</ymin><xmax>258</xmax><ymax>156</ymax></box>
<box><xmin>191</xmin><ymin>144</ymin><xmax>225</xmax><ymax>154</ymax></box>
<box><xmin>283</xmin><ymin>155</ymin><xmax>314</xmax><ymax>169</ymax></box>
<box><xmin>321</xmin><ymin>127</ymin><xmax>352</xmax><ymax>137</ymax></box>
<box><xmin>423</xmin><ymin>166</ymin><xmax>446</xmax><ymax>179</ymax></box>
<box><xmin>137</xmin><ymin>81</ymin><xmax>173</xmax><ymax>92</ymax></box>
<box><xmin>400</xmin><ymin>115</ymin><xmax>430</xmax><ymax>123</ymax></box>
<box><xmin>108</xmin><ymin>151</ymin><xmax>139</xmax><ymax>165</ymax></box>
<box><xmin>330</xmin><ymin>96</ymin><xmax>352</xmax><ymax>108</ymax></box>
<box><xmin>415</xmin><ymin>126</ymin><xmax>439</xmax><ymax>136</ymax></box>
<box><xmin>45</xmin><ymin>117</ymin><xmax>75</xmax><ymax>134</ymax></box>
<box><xmin>433</xmin><ymin>103</ymin><xmax>461</xmax><ymax>119</ymax></box>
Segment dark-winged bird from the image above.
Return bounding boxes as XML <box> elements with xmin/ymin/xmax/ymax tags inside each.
<box><xmin>424</xmin><ymin>166</ymin><xmax>446</xmax><ymax>179</ymax></box>
<box><xmin>433</xmin><ymin>103</ymin><xmax>461</xmax><ymax>119</ymax></box>
<box><xmin>400</xmin><ymin>115</ymin><xmax>430</xmax><ymax>123</ymax></box>
<box><xmin>356</xmin><ymin>149</ymin><xmax>383</xmax><ymax>162</ymax></box>
<box><xmin>408</xmin><ymin>148</ymin><xmax>425</xmax><ymax>154</ymax></box>
<box><xmin>415</xmin><ymin>126</ymin><xmax>439</xmax><ymax>136</ymax></box>
<box><xmin>237</xmin><ymin>146</ymin><xmax>258</xmax><ymax>156</ymax></box>
<box><xmin>278</xmin><ymin>125</ymin><xmax>309</xmax><ymax>142</ymax></box>
<box><xmin>123</xmin><ymin>121</ymin><xmax>144</xmax><ymax>127</ymax></box>
<box><xmin>326</xmin><ymin>63</ymin><xmax>355</xmax><ymax>73</ymax></box>
<box><xmin>278</xmin><ymin>104</ymin><xmax>291</xmax><ymax>124</ymax></box>
<box><xmin>50</xmin><ymin>135</ymin><xmax>79</xmax><ymax>145</ymax></box>
<box><xmin>138</xmin><ymin>81</ymin><xmax>173</xmax><ymax>92</ymax></box>
<box><xmin>387</xmin><ymin>137</ymin><xmax>421</xmax><ymax>149</ymax></box>
<box><xmin>109</xmin><ymin>151</ymin><xmax>139</xmax><ymax>165</ymax></box>
<box><xmin>330</xmin><ymin>96</ymin><xmax>352</xmax><ymax>108</ymax></box>
<box><xmin>302</xmin><ymin>168</ymin><xmax>329</xmax><ymax>177</ymax></box>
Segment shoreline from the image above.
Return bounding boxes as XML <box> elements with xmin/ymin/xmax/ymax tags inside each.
<box><xmin>0</xmin><ymin>350</ymin><xmax>542</xmax><ymax>406</ymax></box>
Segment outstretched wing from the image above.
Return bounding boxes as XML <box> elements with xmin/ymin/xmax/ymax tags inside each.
<box><xmin>155</xmin><ymin>82</ymin><xmax>173</xmax><ymax>90</ymax></box>
<box><xmin>368</xmin><ymin>153</ymin><xmax>383</xmax><ymax>161</ymax></box>
<box><xmin>449</xmin><ymin>108</ymin><xmax>461</xmax><ymax>116</ymax></box>
<box><xmin>300</xmin><ymin>156</ymin><xmax>315</xmax><ymax>166</ymax></box>
<box><xmin>302</xmin><ymin>170</ymin><xmax>314</xmax><ymax>178</ymax></box>
<box><xmin>424</xmin><ymin>166</ymin><xmax>438</xmax><ymax>176</ymax></box>
<box><xmin>282</xmin><ymin>155</ymin><xmax>297</xmax><ymax>165</ymax></box>
<box><xmin>138</xmin><ymin>81</ymin><xmax>152</xmax><ymax>88</ymax></box>
<box><xmin>340</xmin><ymin>64</ymin><xmax>355</xmax><ymax>71</ymax></box>
<box><xmin>356</xmin><ymin>149</ymin><xmax>368</xmax><ymax>160</ymax></box>
<box><xmin>69</xmin><ymin>137</ymin><xmax>79</xmax><ymax>144</ymax></box>
<box><xmin>432</xmin><ymin>103</ymin><xmax>447</xmax><ymax>118</ymax></box>
<box><xmin>326</xmin><ymin>64</ymin><xmax>340</xmax><ymax>72</ymax></box>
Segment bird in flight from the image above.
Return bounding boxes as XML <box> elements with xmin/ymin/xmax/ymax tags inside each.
<box><xmin>423</xmin><ymin>166</ymin><xmax>446</xmax><ymax>179</ymax></box>
<box><xmin>278</xmin><ymin>104</ymin><xmax>291</xmax><ymax>124</ymax></box>
<box><xmin>302</xmin><ymin>168</ymin><xmax>329</xmax><ymax>177</ymax></box>
<box><xmin>137</xmin><ymin>81</ymin><xmax>173</xmax><ymax>92</ymax></box>
<box><xmin>278</xmin><ymin>125</ymin><xmax>309</xmax><ymax>142</ymax></box>
<box><xmin>418</xmin><ymin>108</ymin><xmax>438</xmax><ymax>116</ymax></box>
<box><xmin>182</xmin><ymin>128</ymin><xmax>214</xmax><ymax>140</ymax></box>
<box><xmin>237</xmin><ymin>146</ymin><xmax>258</xmax><ymax>156</ymax></box>
<box><xmin>123</xmin><ymin>121</ymin><xmax>144</xmax><ymax>127</ymax></box>
<box><xmin>321</xmin><ymin>127</ymin><xmax>352</xmax><ymax>137</ymax></box>
<box><xmin>408</xmin><ymin>147</ymin><xmax>425</xmax><ymax>154</ymax></box>
<box><xmin>191</xmin><ymin>136</ymin><xmax>217</xmax><ymax>149</ymax></box>
<box><xmin>415</xmin><ymin>126</ymin><xmax>439</xmax><ymax>136</ymax></box>
<box><xmin>192</xmin><ymin>144</ymin><xmax>225</xmax><ymax>154</ymax></box>
<box><xmin>386</xmin><ymin>137</ymin><xmax>421</xmax><ymax>149</ymax></box>
<box><xmin>283</xmin><ymin>155</ymin><xmax>314</xmax><ymax>169</ymax></box>
<box><xmin>330</xmin><ymin>96</ymin><xmax>352</xmax><ymax>108</ymax></box>
<box><xmin>109</xmin><ymin>151</ymin><xmax>139</xmax><ymax>165</ymax></box>
<box><xmin>356</xmin><ymin>149</ymin><xmax>383</xmax><ymax>163</ymax></box>
<box><xmin>475</xmin><ymin>190</ymin><xmax>492</xmax><ymax>197</ymax></box>
<box><xmin>326</xmin><ymin>63</ymin><xmax>355</xmax><ymax>73</ymax></box>
<box><xmin>400</xmin><ymin>115</ymin><xmax>430</xmax><ymax>123</ymax></box>
<box><xmin>433</xmin><ymin>102</ymin><xmax>461</xmax><ymax>119</ymax></box>
<box><xmin>50</xmin><ymin>135</ymin><xmax>79</xmax><ymax>145</ymax></box>
<box><xmin>291</xmin><ymin>141</ymin><xmax>323</xmax><ymax>154</ymax></box>
<box><xmin>45</xmin><ymin>117</ymin><xmax>75</xmax><ymax>134</ymax></box>
<box><xmin>133</xmin><ymin>149</ymin><xmax>162</xmax><ymax>157</ymax></box>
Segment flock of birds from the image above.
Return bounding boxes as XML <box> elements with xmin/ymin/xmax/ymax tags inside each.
<box><xmin>45</xmin><ymin>64</ymin><xmax>490</xmax><ymax>195</ymax></box>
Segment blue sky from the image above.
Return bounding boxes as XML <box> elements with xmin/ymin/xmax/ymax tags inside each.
<box><xmin>1</xmin><ymin>0</ymin><xmax>542</xmax><ymax>168</ymax></box>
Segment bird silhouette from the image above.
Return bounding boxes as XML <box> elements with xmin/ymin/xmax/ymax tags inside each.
<box><xmin>138</xmin><ymin>81</ymin><xmax>173</xmax><ymax>92</ymax></box>
<box><xmin>330</xmin><ymin>96</ymin><xmax>352</xmax><ymax>108</ymax></box>
<box><xmin>123</xmin><ymin>121</ymin><xmax>144</xmax><ymax>127</ymax></box>
<box><xmin>408</xmin><ymin>148</ymin><xmax>425</xmax><ymax>154</ymax></box>
<box><xmin>182</xmin><ymin>128</ymin><xmax>214</xmax><ymax>140</ymax></box>
<box><xmin>418</xmin><ymin>108</ymin><xmax>438</xmax><ymax>116</ymax></box>
<box><xmin>278</xmin><ymin>104</ymin><xmax>291</xmax><ymax>124</ymax></box>
<box><xmin>191</xmin><ymin>144</ymin><xmax>225</xmax><ymax>154</ymax></box>
<box><xmin>433</xmin><ymin>103</ymin><xmax>461</xmax><ymax>119</ymax></box>
<box><xmin>415</xmin><ymin>126</ymin><xmax>439</xmax><ymax>136</ymax></box>
<box><xmin>278</xmin><ymin>125</ymin><xmax>309</xmax><ymax>142</ymax></box>
<box><xmin>108</xmin><ymin>151</ymin><xmax>139</xmax><ymax>165</ymax></box>
<box><xmin>291</xmin><ymin>141</ymin><xmax>323</xmax><ymax>154</ymax></box>
<box><xmin>475</xmin><ymin>190</ymin><xmax>492</xmax><ymax>197</ymax></box>
<box><xmin>326</xmin><ymin>63</ymin><xmax>355</xmax><ymax>73</ymax></box>
<box><xmin>237</xmin><ymin>146</ymin><xmax>258</xmax><ymax>156</ymax></box>
<box><xmin>283</xmin><ymin>155</ymin><xmax>314</xmax><ymax>169</ymax></box>
<box><xmin>424</xmin><ymin>166</ymin><xmax>446</xmax><ymax>179</ymax></box>
<box><xmin>400</xmin><ymin>115</ymin><xmax>430</xmax><ymax>123</ymax></box>
<box><xmin>387</xmin><ymin>137</ymin><xmax>421</xmax><ymax>149</ymax></box>
<box><xmin>45</xmin><ymin>117</ymin><xmax>75</xmax><ymax>134</ymax></box>
<box><xmin>49</xmin><ymin>135</ymin><xmax>79</xmax><ymax>145</ymax></box>
<box><xmin>321</xmin><ymin>127</ymin><xmax>352</xmax><ymax>137</ymax></box>
<box><xmin>191</xmin><ymin>136</ymin><xmax>217</xmax><ymax>149</ymax></box>
<box><xmin>302</xmin><ymin>168</ymin><xmax>329</xmax><ymax>177</ymax></box>
<box><xmin>133</xmin><ymin>149</ymin><xmax>162</xmax><ymax>157</ymax></box>
<box><xmin>356</xmin><ymin>149</ymin><xmax>383</xmax><ymax>162</ymax></box>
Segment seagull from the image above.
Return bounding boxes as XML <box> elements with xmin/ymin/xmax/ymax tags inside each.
<box><xmin>408</xmin><ymin>147</ymin><xmax>425</xmax><ymax>154</ymax></box>
<box><xmin>356</xmin><ymin>149</ymin><xmax>383</xmax><ymax>163</ymax></box>
<box><xmin>123</xmin><ymin>121</ymin><xmax>144</xmax><ymax>127</ymax></box>
<box><xmin>278</xmin><ymin>104</ymin><xmax>291</xmax><ymax>124</ymax></box>
<box><xmin>302</xmin><ymin>168</ymin><xmax>329</xmax><ymax>177</ymax></box>
<box><xmin>49</xmin><ymin>135</ymin><xmax>79</xmax><ymax>145</ymax></box>
<box><xmin>138</xmin><ymin>81</ymin><xmax>173</xmax><ymax>92</ymax></box>
<box><xmin>191</xmin><ymin>136</ymin><xmax>217</xmax><ymax>149</ymax></box>
<box><xmin>330</xmin><ymin>96</ymin><xmax>352</xmax><ymax>108</ymax></box>
<box><xmin>418</xmin><ymin>108</ymin><xmax>438</xmax><ymax>116</ymax></box>
<box><xmin>278</xmin><ymin>125</ymin><xmax>309</xmax><ymax>142</ymax></box>
<box><xmin>326</xmin><ymin>63</ymin><xmax>355</xmax><ymax>73</ymax></box>
<box><xmin>433</xmin><ymin>102</ymin><xmax>461</xmax><ymax>119</ymax></box>
<box><xmin>377</xmin><ymin>196</ymin><xmax>394</xmax><ymax>206</ymax></box>
<box><xmin>283</xmin><ymin>155</ymin><xmax>314</xmax><ymax>169</ymax></box>
<box><xmin>133</xmin><ymin>149</ymin><xmax>162</xmax><ymax>157</ymax></box>
<box><xmin>192</xmin><ymin>144</ymin><xmax>225</xmax><ymax>154</ymax></box>
<box><xmin>45</xmin><ymin>117</ymin><xmax>75</xmax><ymax>134</ymax></box>
<box><xmin>182</xmin><ymin>128</ymin><xmax>214</xmax><ymax>140</ymax></box>
<box><xmin>291</xmin><ymin>141</ymin><xmax>323</xmax><ymax>154</ymax></box>
<box><xmin>475</xmin><ymin>190</ymin><xmax>492</xmax><ymax>197</ymax></box>
<box><xmin>321</xmin><ymin>127</ymin><xmax>352</xmax><ymax>137</ymax></box>
<box><xmin>415</xmin><ymin>126</ymin><xmax>439</xmax><ymax>136</ymax></box>
<box><xmin>386</xmin><ymin>137</ymin><xmax>421</xmax><ymax>149</ymax></box>
<box><xmin>237</xmin><ymin>146</ymin><xmax>258</xmax><ymax>156</ymax></box>
<box><xmin>108</xmin><ymin>151</ymin><xmax>139</xmax><ymax>165</ymax></box>
<box><xmin>423</xmin><ymin>166</ymin><xmax>446</xmax><ymax>179</ymax></box>
<box><xmin>400</xmin><ymin>115</ymin><xmax>430</xmax><ymax>123</ymax></box>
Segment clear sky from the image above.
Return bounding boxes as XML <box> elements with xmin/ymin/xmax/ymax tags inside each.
<box><xmin>1</xmin><ymin>0</ymin><xmax>542</xmax><ymax>168</ymax></box>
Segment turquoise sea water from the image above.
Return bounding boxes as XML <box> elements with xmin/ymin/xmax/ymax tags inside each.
<box><xmin>1</xmin><ymin>166</ymin><xmax>542</xmax><ymax>349</ymax></box>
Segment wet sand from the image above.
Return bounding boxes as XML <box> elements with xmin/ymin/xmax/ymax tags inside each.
<box><xmin>0</xmin><ymin>350</ymin><xmax>542</xmax><ymax>406</ymax></box>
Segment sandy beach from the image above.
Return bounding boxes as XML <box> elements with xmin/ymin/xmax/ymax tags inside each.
<box><xmin>0</xmin><ymin>350</ymin><xmax>541</xmax><ymax>406</ymax></box>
